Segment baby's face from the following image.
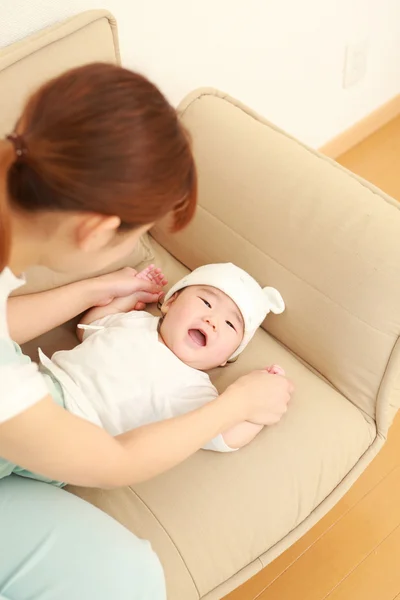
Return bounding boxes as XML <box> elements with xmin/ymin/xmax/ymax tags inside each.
<box><xmin>160</xmin><ymin>285</ymin><xmax>244</xmax><ymax>370</ymax></box>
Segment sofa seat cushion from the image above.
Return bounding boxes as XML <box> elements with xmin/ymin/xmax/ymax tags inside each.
<box><xmin>67</xmin><ymin>239</ymin><xmax>376</xmax><ymax>599</ymax></box>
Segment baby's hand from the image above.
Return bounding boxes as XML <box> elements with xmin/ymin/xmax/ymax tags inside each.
<box><xmin>137</xmin><ymin>264</ymin><xmax>168</xmax><ymax>287</ymax></box>
<box><xmin>134</xmin><ymin>264</ymin><xmax>168</xmax><ymax>310</ymax></box>
<box><xmin>265</xmin><ymin>364</ymin><xmax>285</xmax><ymax>376</ymax></box>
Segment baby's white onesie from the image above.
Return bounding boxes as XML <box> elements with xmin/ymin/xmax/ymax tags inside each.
<box><xmin>39</xmin><ymin>311</ymin><xmax>233</xmax><ymax>452</ymax></box>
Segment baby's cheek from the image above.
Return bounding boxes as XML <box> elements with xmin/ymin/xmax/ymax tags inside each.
<box><xmin>218</xmin><ymin>342</ymin><xmax>238</xmax><ymax>364</ymax></box>
<box><xmin>232</xmin><ymin>336</ymin><xmax>243</xmax><ymax>355</ymax></box>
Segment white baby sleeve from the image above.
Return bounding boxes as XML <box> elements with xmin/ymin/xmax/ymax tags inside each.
<box><xmin>201</xmin><ymin>433</ymin><xmax>238</xmax><ymax>453</ymax></box>
<box><xmin>79</xmin><ymin>310</ymin><xmax>154</xmax><ymax>341</ymax></box>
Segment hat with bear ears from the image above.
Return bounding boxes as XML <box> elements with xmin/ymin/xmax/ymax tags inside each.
<box><xmin>164</xmin><ymin>263</ymin><xmax>285</xmax><ymax>360</ymax></box>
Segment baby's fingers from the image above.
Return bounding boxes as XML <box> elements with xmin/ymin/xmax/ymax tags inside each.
<box><xmin>152</xmin><ymin>268</ymin><xmax>168</xmax><ymax>287</ymax></box>
<box><xmin>136</xmin><ymin>264</ymin><xmax>154</xmax><ymax>281</ymax></box>
<box><xmin>137</xmin><ymin>265</ymin><xmax>167</xmax><ymax>287</ymax></box>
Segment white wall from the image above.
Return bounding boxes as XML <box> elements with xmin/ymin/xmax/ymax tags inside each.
<box><xmin>1</xmin><ymin>0</ymin><xmax>400</xmax><ymax>148</ymax></box>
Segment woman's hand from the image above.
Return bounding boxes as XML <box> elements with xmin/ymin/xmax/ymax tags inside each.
<box><xmin>78</xmin><ymin>265</ymin><xmax>168</xmax><ymax>331</ymax></box>
<box><xmin>93</xmin><ymin>266</ymin><xmax>166</xmax><ymax>307</ymax></box>
<box><xmin>224</xmin><ymin>370</ymin><xmax>294</xmax><ymax>426</ymax></box>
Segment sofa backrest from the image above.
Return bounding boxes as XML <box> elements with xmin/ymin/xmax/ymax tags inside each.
<box><xmin>153</xmin><ymin>88</ymin><xmax>400</xmax><ymax>431</ymax></box>
<box><xmin>0</xmin><ymin>10</ymin><xmax>120</xmax><ymax>137</ymax></box>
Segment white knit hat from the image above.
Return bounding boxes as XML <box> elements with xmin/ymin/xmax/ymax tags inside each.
<box><xmin>164</xmin><ymin>263</ymin><xmax>285</xmax><ymax>359</ymax></box>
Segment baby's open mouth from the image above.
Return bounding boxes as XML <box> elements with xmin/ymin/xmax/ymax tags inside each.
<box><xmin>188</xmin><ymin>329</ymin><xmax>207</xmax><ymax>347</ymax></box>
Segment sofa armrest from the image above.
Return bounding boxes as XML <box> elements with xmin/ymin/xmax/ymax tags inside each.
<box><xmin>152</xmin><ymin>88</ymin><xmax>400</xmax><ymax>434</ymax></box>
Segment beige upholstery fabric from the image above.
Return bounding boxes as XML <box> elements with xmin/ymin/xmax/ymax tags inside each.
<box><xmin>11</xmin><ymin>231</ymin><xmax>154</xmax><ymax>296</ymax></box>
<box><xmin>2</xmin><ymin>12</ymin><xmax>400</xmax><ymax>600</ymax></box>
<box><xmin>69</xmin><ymin>240</ymin><xmax>377</xmax><ymax>599</ymax></box>
<box><xmin>154</xmin><ymin>89</ymin><xmax>400</xmax><ymax>433</ymax></box>
<box><xmin>0</xmin><ymin>10</ymin><xmax>119</xmax><ymax>137</ymax></box>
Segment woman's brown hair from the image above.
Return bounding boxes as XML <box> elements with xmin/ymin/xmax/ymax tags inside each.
<box><xmin>0</xmin><ymin>62</ymin><xmax>197</xmax><ymax>270</ymax></box>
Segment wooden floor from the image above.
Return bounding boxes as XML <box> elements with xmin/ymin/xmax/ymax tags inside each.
<box><xmin>224</xmin><ymin>115</ymin><xmax>400</xmax><ymax>600</ymax></box>
<box><xmin>337</xmin><ymin>115</ymin><xmax>400</xmax><ymax>201</ymax></box>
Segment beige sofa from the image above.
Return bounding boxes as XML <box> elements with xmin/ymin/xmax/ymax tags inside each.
<box><xmin>2</xmin><ymin>10</ymin><xmax>400</xmax><ymax>600</ymax></box>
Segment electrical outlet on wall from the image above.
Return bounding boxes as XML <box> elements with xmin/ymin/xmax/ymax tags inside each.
<box><xmin>343</xmin><ymin>40</ymin><xmax>369</xmax><ymax>89</ymax></box>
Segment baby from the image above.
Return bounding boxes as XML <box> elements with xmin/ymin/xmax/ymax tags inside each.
<box><xmin>39</xmin><ymin>262</ymin><xmax>286</xmax><ymax>453</ymax></box>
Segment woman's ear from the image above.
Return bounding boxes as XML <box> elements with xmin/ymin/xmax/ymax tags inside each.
<box><xmin>76</xmin><ymin>214</ymin><xmax>121</xmax><ymax>252</ymax></box>
<box><xmin>160</xmin><ymin>292</ymin><xmax>179</xmax><ymax>314</ymax></box>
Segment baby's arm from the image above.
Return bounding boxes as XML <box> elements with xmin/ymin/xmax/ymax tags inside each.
<box><xmin>221</xmin><ymin>365</ymin><xmax>285</xmax><ymax>449</ymax></box>
<box><xmin>221</xmin><ymin>422</ymin><xmax>264</xmax><ymax>449</ymax></box>
<box><xmin>168</xmin><ymin>369</ymin><xmax>285</xmax><ymax>453</ymax></box>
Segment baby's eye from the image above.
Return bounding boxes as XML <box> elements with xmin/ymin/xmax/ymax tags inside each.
<box><xmin>201</xmin><ymin>298</ymin><xmax>212</xmax><ymax>309</ymax></box>
<box><xmin>226</xmin><ymin>320</ymin><xmax>236</xmax><ymax>331</ymax></box>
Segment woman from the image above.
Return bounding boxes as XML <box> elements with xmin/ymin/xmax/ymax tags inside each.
<box><xmin>0</xmin><ymin>63</ymin><xmax>293</xmax><ymax>599</ymax></box>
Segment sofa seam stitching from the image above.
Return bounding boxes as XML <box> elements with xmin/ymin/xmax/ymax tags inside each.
<box><xmin>254</xmin><ymin>440</ymin><xmax>391</xmax><ymax>585</ymax></box>
<box><xmin>374</xmin><ymin>333</ymin><xmax>400</xmax><ymax>432</ymax></box>
<box><xmin>180</xmin><ymin>92</ymin><xmax>400</xmax><ymax>212</ymax></box>
<box><xmin>0</xmin><ymin>13</ymin><xmax>119</xmax><ymax>69</ymax></box>
<box><xmin>126</xmin><ymin>486</ymin><xmax>201</xmax><ymax>598</ymax></box>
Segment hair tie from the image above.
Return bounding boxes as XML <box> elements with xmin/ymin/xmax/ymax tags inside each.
<box><xmin>6</xmin><ymin>133</ymin><xmax>27</xmax><ymax>158</ymax></box>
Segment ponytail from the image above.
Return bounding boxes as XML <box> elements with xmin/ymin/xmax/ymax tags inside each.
<box><xmin>1</xmin><ymin>64</ymin><xmax>197</xmax><ymax>272</ymax></box>
<box><xmin>7</xmin><ymin>63</ymin><xmax>197</xmax><ymax>236</ymax></box>
<box><xmin>0</xmin><ymin>140</ymin><xmax>15</xmax><ymax>271</ymax></box>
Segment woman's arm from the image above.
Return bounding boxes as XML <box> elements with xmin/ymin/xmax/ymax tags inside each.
<box><xmin>0</xmin><ymin>372</ymin><xmax>293</xmax><ymax>488</ymax></box>
<box><xmin>77</xmin><ymin>265</ymin><xmax>166</xmax><ymax>340</ymax></box>
<box><xmin>8</xmin><ymin>280</ymin><xmax>104</xmax><ymax>345</ymax></box>
<box><xmin>78</xmin><ymin>289</ymin><xmax>151</xmax><ymax>327</ymax></box>
<box><xmin>8</xmin><ymin>268</ymin><xmax>162</xmax><ymax>345</ymax></box>
<box><xmin>78</xmin><ymin>265</ymin><xmax>166</xmax><ymax>331</ymax></box>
